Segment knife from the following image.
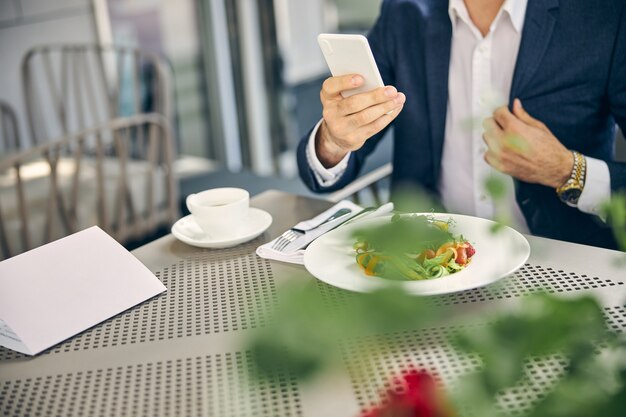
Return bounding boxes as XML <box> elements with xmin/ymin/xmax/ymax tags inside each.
<box><xmin>292</xmin><ymin>207</ymin><xmax>352</xmax><ymax>233</ymax></box>
<box><xmin>281</xmin><ymin>203</ymin><xmax>394</xmax><ymax>253</ymax></box>
<box><xmin>281</xmin><ymin>210</ymin><xmax>354</xmax><ymax>253</ymax></box>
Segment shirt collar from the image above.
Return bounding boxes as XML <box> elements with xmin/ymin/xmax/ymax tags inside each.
<box><xmin>448</xmin><ymin>0</ymin><xmax>469</xmax><ymax>33</ymax></box>
<box><xmin>448</xmin><ymin>0</ymin><xmax>528</xmax><ymax>34</ymax></box>
<box><xmin>503</xmin><ymin>0</ymin><xmax>527</xmax><ymax>33</ymax></box>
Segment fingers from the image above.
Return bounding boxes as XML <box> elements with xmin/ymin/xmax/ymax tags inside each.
<box><xmin>321</xmin><ymin>74</ymin><xmax>364</xmax><ymax>100</ymax></box>
<box><xmin>512</xmin><ymin>99</ymin><xmax>548</xmax><ymax>131</ymax></box>
<box><xmin>482</xmin><ymin>117</ymin><xmax>503</xmax><ymax>153</ymax></box>
<box><xmin>488</xmin><ymin>101</ymin><xmax>550</xmax><ymax>161</ymax></box>
<box><xmin>495</xmin><ymin>100</ymin><xmax>549</xmax><ymax>134</ymax></box>
<box><xmin>353</xmin><ymin>103</ymin><xmax>405</xmax><ymax>140</ymax></box>
<box><xmin>318</xmin><ymin>76</ymin><xmax>406</xmax><ymax>155</ymax></box>
<box><xmin>337</xmin><ymin>86</ymin><xmax>399</xmax><ymax>116</ymax></box>
<box><xmin>483</xmin><ymin>116</ymin><xmax>533</xmax><ymax>164</ymax></box>
<box><xmin>484</xmin><ymin>150</ymin><xmax>504</xmax><ymax>171</ymax></box>
<box><xmin>493</xmin><ymin>105</ymin><xmax>519</xmax><ymax>130</ymax></box>
<box><xmin>345</xmin><ymin>93</ymin><xmax>406</xmax><ymax>128</ymax></box>
<box><xmin>482</xmin><ymin>116</ymin><xmax>501</xmax><ymax>134</ymax></box>
<box><xmin>484</xmin><ymin>101</ymin><xmax>564</xmax><ymax>186</ymax></box>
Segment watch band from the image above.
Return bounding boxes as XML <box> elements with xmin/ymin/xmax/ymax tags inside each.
<box><xmin>556</xmin><ymin>151</ymin><xmax>586</xmax><ymax>207</ymax></box>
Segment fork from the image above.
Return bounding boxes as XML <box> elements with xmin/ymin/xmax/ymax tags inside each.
<box><xmin>271</xmin><ymin>208</ymin><xmax>352</xmax><ymax>251</ymax></box>
<box><xmin>271</xmin><ymin>229</ymin><xmax>301</xmax><ymax>251</ymax></box>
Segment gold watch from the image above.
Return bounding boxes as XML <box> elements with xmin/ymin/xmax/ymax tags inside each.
<box><xmin>556</xmin><ymin>151</ymin><xmax>586</xmax><ymax>207</ymax></box>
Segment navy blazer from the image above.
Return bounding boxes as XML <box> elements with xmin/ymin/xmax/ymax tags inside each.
<box><xmin>297</xmin><ymin>0</ymin><xmax>626</xmax><ymax>249</ymax></box>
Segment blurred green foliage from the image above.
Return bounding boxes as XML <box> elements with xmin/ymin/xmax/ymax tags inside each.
<box><xmin>391</xmin><ymin>184</ymin><xmax>446</xmax><ymax>214</ymax></box>
<box><xmin>602</xmin><ymin>192</ymin><xmax>626</xmax><ymax>255</ymax></box>
<box><xmin>452</xmin><ymin>294</ymin><xmax>626</xmax><ymax>417</ymax></box>
<box><xmin>250</xmin><ymin>285</ymin><xmax>447</xmax><ymax>380</ymax></box>
<box><xmin>249</xmin><ymin>286</ymin><xmax>626</xmax><ymax>417</ymax></box>
<box><xmin>483</xmin><ymin>174</ymin><xmax>514</xmax><ymax>233</ymax></box>
<box><xmin>485</xmin><ymin>176</ymin><xmax>507</xmax><ymax>200</ymax></box>
<box><xmin>503</xmin><ymin>133</ymin><xmax>531</xmax><ymax>155</ymax></box>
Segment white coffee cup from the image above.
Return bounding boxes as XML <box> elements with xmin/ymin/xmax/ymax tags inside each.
<box><xmin>186</xmin><ymin>188</ymin><xmax>250</xmax><ymax>239</ymax></box>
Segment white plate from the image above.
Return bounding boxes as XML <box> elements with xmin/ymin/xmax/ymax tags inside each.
<box><xmin>304</xmin><ymin>213</ymin><xmax>530</xmax><ymax>296</ymax></box>
<box><xmin>172</xmin><ymin>208</ymin><xmax>272</xmax><ymax>249</ymax></box>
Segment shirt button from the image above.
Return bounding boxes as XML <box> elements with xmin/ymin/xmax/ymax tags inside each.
<box><xmin>480</xmin><ymin>194</ymin><xmax>487</xmax><ymax>201</ymax></box>
<box><xmin>478</xmin><ymin>45</ymin><xmax>486</xmax><ymax>53</ymax></box>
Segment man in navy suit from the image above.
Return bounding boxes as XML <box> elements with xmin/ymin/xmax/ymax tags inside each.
<box><xmin>297</xmin><ymin>0</ymin><xmax>626</xmax><ymax>249</ymax></box>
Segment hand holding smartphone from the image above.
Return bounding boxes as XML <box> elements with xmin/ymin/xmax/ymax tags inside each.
<box><xmin>314</xmin><ymin>33</ymin><xmax>405</xmax><ymax>169</ymax></box>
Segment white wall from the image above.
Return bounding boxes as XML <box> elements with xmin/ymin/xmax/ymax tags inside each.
<box><xmin>0</xmin><ymin>0</ymin><xmax>96</xmax><ymax>147</ymax></box>
<box><xmin>273</xmin><ymin>0</ymin><xmax>333</xmax><ymax>85</ymax></box>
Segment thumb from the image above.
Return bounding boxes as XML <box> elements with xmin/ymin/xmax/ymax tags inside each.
<box><xmin>513</xmin><ymin>99</ymin><xmax>547</xmax><ymax>131</ymax></box>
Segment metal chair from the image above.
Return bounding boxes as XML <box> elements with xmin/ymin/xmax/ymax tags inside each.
<box><xmin>22</xmin><ymin>44</ymin><xmax>173</xmax><ymax>146</ymax></box>
<box><xmin>0</xmin><ymin>101</ymin><xmax>21</xmax><ymax>155</ymax></box>
<box><xmin>0</xmin><ymin>114</ymin><xmax>178</xmax><ymax>260</ymax></box>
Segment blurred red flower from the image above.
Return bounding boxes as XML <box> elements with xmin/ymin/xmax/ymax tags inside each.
<box><xmin>360</xmin><ymin>368</ymin><xmax>455</xmax><ymax>417</ymax></box>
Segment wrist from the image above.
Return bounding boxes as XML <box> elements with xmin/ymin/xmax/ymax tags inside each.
<box><xmin>315</xmin><ymin>122</ymin><xmax>349</xmax><ymax>168</ymax></box>
<box><xmin>552</xmin><ymin>149</ymin><xmax>575</xmax><ymax>189</ymax></box>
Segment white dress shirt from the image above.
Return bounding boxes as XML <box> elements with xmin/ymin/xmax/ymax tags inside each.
<box><xmin>306</xmin><ymin>0</ymin><xmax>611</xmax><ymax>229</ymax></box>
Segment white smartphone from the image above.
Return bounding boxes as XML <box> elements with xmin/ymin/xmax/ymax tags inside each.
<box><xmin>317</xmin><ymin>34</ymin><xmax>384</xmax><ymax>98</ymax></box>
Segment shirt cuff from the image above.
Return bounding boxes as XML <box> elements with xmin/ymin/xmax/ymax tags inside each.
<box><xmin>577</xmin><ymin>156</ymin><xmax>611</xmax><ymax>219</ymax></box>
<box><xmin>306</xmin><ymin>119</ymin><xmax>351</xmax><ymax>187</ymax></box>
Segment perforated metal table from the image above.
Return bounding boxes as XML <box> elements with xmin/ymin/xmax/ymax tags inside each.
<box><xmin>1</xmin><ymin>190</ymin><xmax>624</xmax><ymax>417</ymax></box>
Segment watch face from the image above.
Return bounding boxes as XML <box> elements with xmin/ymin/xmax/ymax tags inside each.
<box><xmin>560</xmin><ymin>188</ymin><xmax>582</xmax><ymax>204</ymax></box>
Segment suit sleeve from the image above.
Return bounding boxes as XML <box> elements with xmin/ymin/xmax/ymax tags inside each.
<box><xmin>607</xmin><ymin>3</ymin><xmax>626</xmax><ymax>191</ymax></box>
<box><xmin>296</xmin><ymin>0</ymin><xmax>396</xmax><ymax>193</ymax></box>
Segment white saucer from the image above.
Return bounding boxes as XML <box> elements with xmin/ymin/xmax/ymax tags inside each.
<box><xmin>171</xmin><ymin>208</ymin><xmax>273</xmax><ymax>249</ymax></box>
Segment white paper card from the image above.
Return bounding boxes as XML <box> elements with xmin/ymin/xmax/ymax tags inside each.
<box><xmin>0</xmin><ymin>226</ymin><xmax>166</xmax><ymax>355</ymax></box>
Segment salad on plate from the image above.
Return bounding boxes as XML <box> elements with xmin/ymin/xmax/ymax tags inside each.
<box><xmin>352</xmin><ymin>214</ymin><xmax>475</xmax><ymax>281</ymax></box>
